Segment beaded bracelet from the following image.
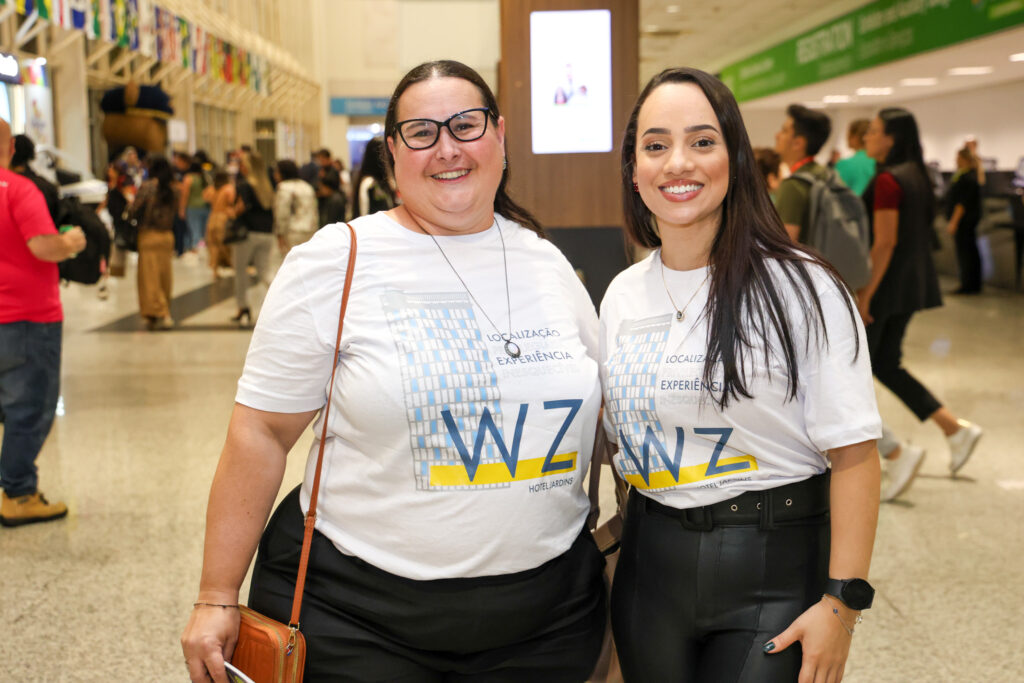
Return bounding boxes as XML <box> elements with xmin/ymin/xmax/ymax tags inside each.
<box><xmin>193</xmin><ymin>601</ymin><xmax>240</xmax><ymax>609</ymax></box>
<box><xmin>823</xmin><ymin>594</ymin><xmax>862</xmax><ymax>635</ymax></box>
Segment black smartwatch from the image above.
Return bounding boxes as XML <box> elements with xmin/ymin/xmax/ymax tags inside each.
<box><xmin>825</xmin><ymin>578</ymin><xmax>874</xmax><ymax>610</ymax></box>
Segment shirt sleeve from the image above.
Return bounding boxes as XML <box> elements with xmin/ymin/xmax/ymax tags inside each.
<box><xmin>873</xmin><ymin>172</ymin><xmax>903</xmax><ymax>211</ymax></box>
<box><xmin>12</xmin><ymin>178</ymin><xmax>57</xmax><ymax>241</ymax></box>
<box><xmin>774</xmin><ymin>177</ymin><xmax>807</xmax><ymax>228</ymax></box>
<box><xmin>597</xmin><ymin>288</ymin><xmax>619</xmax><ymax>441</ymax></box>
<box><xmin>796</xmin><ymin>269</ymin><xmax>882</xmax><ymax>452</ymax></box>
<box><xmin>235</xmin><ymin>226</ymin><xmax>354</xmax><ymax>412</ymax></box>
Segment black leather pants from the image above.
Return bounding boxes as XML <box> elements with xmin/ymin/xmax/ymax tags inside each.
<box><xmin>611</xmin><ymin>488</ymin><xmax>830</xmax><ymax>682</ymax></box>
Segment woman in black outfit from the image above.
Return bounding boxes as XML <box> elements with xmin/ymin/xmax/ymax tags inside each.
<box><xmin>231</xmin><ymin>150</ymin><xmax>275</xmax><ymax>327</ymax></box>
<box><xmin>945</xmin><ymin>146</ymin><xmax>983</xmax><ymax>294</ymax></box>
<box><xmin>860</xmin><ymin>108</ymin><xmax>983</xmax><ymax>476</ymax></box>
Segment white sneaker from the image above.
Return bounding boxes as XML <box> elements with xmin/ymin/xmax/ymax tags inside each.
<box><xmin>948</xmin><ymin>419</ymin><xmax>982</xmax><ymax>475</ymax></box>
<box><xmin>881</xmin><ymin>445</ymin><xmax>926</xmax><ymax>502</ymax></box>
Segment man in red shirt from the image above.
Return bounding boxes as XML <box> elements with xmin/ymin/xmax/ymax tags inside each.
<box><xmin>0</xmin><ymin>118</ymin><xmax>85</xmax><ymax>527</ymax></box>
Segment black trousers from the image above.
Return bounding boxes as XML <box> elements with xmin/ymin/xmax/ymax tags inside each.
<box><xmin>954</xmin><ymin>219</ymin><xmax>982</xmax><ymax>292</ymax></box>
<box><xmin>865</xmin><ymin>312</ymin><xmax>943</xmax><ymax>421</ymax></box>
<box><xmin>611</xmin><ymin>487</ymin><xmax>830</xmax><ymax>683</ymax></box>
<box><xmin>249</xmin><ymin>486</ymin><xmax>607</xmax><ymax>683</ymax></box>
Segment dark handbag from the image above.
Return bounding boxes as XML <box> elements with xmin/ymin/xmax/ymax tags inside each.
<box><xmin>222</xmin><ymin>216</ymin><xmax>248</xmax><ymax>244</ymax></box>
<box><xmin>230</xmin><ymin>223</ymin><xmax>357</xmax><ymax>683</ymax></box>
<box><xmin>587</xmin><ymin>418</ymin><xmax>627</xmax><ymax>683</ymax></box>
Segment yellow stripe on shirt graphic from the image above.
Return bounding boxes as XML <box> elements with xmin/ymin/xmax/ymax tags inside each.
<box><xmin>624</xmin><ymin>455</ymin><xmax>759</xmax><ymax>490</ymax></box>
<box><xmin>429</xmin><ymin>452</ymin><xmax>578</xmax><ymax>486</ymax></box>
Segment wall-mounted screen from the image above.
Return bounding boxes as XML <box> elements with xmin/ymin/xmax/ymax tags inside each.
<box><xmin>529</xmin><ymin>10</ymin><xmax>612</xmax><ymax>155</ymax></box>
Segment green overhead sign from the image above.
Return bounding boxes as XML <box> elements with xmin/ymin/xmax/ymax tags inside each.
<box><xmin>719</xmin><ymin>0</ymin><xmax>1024</xmax><ymax>102</ymax></box>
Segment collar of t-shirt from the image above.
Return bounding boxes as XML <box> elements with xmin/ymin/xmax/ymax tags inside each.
<box><xmin>789</xmin><ymin>156</ymin><xmax>816</xmax><ymax>174</ymax></box>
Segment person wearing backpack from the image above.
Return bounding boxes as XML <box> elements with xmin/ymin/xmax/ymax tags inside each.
<box><xmin>774</xmin><ymin>106</ymin><xmax>872</xmax><ymax>295</ymax></box>
<box><xmin>0</xmin><ymin>118</ymin><xmax>85</xmax><ymax>527</ymax></box>
<box><xmin>774</xmin><ymin>104</ymin><xmax>832</xmax><ymax>244</ymax></box>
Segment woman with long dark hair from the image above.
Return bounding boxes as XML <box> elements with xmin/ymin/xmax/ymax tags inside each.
<box><xmin>352</xmin><ymin>136</ymin><xmax>396</xmax><ymax>218</ymax></box>
<box><xmin>860</xmin><ymin>108</ymin><xmax>982</xmax><ymax>497</ymax></box>
<box><xmin>601</xmin><ymin>67</ymin><xmax>882</xmax><ymax>682</ymax></box>
<box><xmin>182</xmin><ymin>60</ymin><xmax>605</xmax><ymax>682</ymax></box>
<box><xmin>131</xmin><ymin>155</ymin><xmax>179</xmax><ymax>330</ymax></box>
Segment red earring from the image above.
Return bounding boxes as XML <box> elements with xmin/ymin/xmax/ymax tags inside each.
<box><xmin>633</xmin><ymin>182</ymin><xmax>639</xmax><ymax>192</ymax></box>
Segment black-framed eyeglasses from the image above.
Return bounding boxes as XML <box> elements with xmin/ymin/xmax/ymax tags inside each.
<box><xmin>395</xmin><ymin>108</ymin><xmax>491</xmax><ymax>150</ymax></box>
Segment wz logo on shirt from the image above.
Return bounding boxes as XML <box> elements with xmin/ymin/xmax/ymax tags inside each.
<box><xmin>382</xmin><ymin>290</ymin><xmax>582</xmax><ymax>491</ymax></box>
<box><xmin>433</xmin><ymin>399</ymin><xmax>582</xmax><ymax>487</ymax></box>
<box><xmin>616</xmin><ymin>426</ymin><xmax>758</xmax><ymax>491</ymax></box>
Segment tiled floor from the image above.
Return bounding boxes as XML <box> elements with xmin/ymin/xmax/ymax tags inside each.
<box><xmin>1</xmin><ymin>251</ymin><xmax>1021</xmax><ymax>682</ymax></box>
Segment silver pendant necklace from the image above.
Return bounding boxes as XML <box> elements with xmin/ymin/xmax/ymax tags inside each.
<box><xmin>422</xmin><ymin>220</ymin><xmax>521</xmax><ymax>358</ymax></box>
<box><xmin>660</xmin><ymin>255</ymin><xmax>710</xmax><ymax>323</ymax></box>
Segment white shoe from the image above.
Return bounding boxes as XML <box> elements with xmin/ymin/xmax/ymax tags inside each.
<box><xmin>881</xmin><ymin>445</ymin><xmax>926</xmax><ymax>502</ymax></box>
<box><xmin>948</xmin><ymin>419</ymin><xmax>982</xmax><ymax>475</ymax></box>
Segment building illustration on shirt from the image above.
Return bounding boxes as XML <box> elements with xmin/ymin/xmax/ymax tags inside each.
<box><xmin>382</xmin><ymin>290</ymin><xmax>580</xmax><ymax>491</ymax></box>
<box><xmin>606</xmin><ymin>314</ymin><xmax>758</xmax><ymax>491</ymax></box>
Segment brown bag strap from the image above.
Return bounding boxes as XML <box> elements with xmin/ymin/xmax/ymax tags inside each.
<box><xmin>288</xmin><ymin>223</ymin><xmax>357</xmax><ymax>629</ymax></box>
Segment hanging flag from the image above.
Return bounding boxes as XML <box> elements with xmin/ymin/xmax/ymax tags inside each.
<box><xmin>192</xmin><ymin>24</ymin><xmax>206</xmax><ymax>75</ymax></box>
<box><xmin>176</xmin><ymin>16</ymin><xmax>190</xmax><ymax>70</ymax></box>
<box><xmin>70</xmin><ymin>0</ymin><xmax>94</xmax><ymax>37</ymax></box>
<box><xmin>94</xmin><ymin>0</ymin><xmax>112</xmax><ymax>42</ymax></box>
<box><xmin>136</xmin><ymin>0</ymin><xmax>154</xmax><ymax>57</ymax></box>
<box><xmin>156</xmin><ymin>6</ymin><xmax>178</xmax><ymax>64</ymax></box>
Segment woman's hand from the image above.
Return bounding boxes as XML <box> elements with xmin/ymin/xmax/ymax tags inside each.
<box><xmin>764</xmin><ymin>597</ymin><xmax>856</xmax><ymax>683</ymax></box>
<box><xmin>181</xmin><ymin>603</ymin><xmax>241</xmax><ymax>683</ymax></box>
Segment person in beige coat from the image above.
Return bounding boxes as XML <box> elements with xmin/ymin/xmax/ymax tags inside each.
<box><xmin>273</xmin><ymin>160</ymin><xmax>318</xmax><ymax>254</ymax></box>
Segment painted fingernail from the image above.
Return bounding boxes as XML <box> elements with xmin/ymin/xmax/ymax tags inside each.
<box><xmin>763</xmin><ymin>641</ymin><xmax>776</xmax><ymax>653</ymax></box>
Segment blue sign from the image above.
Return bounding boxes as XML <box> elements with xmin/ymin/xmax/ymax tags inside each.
<box><xmin>330</xmin><ymin>97</ymin><xmax>389</xmax><ymax>116</ymax></box>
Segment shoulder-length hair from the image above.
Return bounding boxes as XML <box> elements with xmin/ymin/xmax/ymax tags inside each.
<box><xmin>383</xmin><ymin>59</ymin><xmax>543</xmax><ymax>237</ymax></box>
<box><xmin>621</xmin><ymin>67</ymin><xmax>858</xmax><ymax>408</ymax></box>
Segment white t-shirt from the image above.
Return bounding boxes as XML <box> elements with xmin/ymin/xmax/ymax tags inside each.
<box><xmin>237</xmin><ymin>212</ymin><xmax>601</xmax><ymax>580</ymax></box>
<box><xmin>599</xmin><ymin>250</ymin><xmax>881</xmax><ymax>510</ymax></box>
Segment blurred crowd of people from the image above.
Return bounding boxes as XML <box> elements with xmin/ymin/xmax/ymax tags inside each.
<box><xmin>97</xmin><ymin>140</ymin><xmax>397</xmax><ymax>330</ymax></box>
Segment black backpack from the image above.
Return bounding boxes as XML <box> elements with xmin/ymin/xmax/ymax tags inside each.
<box><xmin>56</xmin><ymin>196</ymin><xmax>112</xmax><ymax>285</ymax></box>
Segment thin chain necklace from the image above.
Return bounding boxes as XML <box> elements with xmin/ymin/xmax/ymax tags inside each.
<box><xmin>422</xmin><ymin>220</ymin><xmax>521</xmax><ymax>358</ymax></box>
<box><xmin>660</xmin><ymin>255</ymin><xmax>710</xmax><ymax>322</ymax></box>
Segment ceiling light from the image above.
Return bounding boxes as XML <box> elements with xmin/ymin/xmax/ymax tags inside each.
<box><xmin>802</xmin><ymin>101</ymin><xmax>826</xmax><ymax>109</ymax></box>
<box><xmin>1010</xmin><ymin>53</ymin><xmax>1024</xmax><ymax>62</ymax></box>
<box><xmin>900</xmin><ymin>77</ymin><xmax>938</xmax><ymax>86</ymax></box>
<box><xmin>666</xmin><ymin>4</ymin><xmax>681</xmax><ymax>13</ymax></box>
<box><xmin>644</xmin><ymin>24</ymin><xmax>661</xmax><ymax>33</ymax></box>
<box><xmin>855</xmin><ymin>87</ymin><xmax>893</xmax><ymax>96</ymax></box>
<box><xmin>948</xmin><ymin>66</ymin><xmax>993</xmax><ymax>75</ymax></box>
<box><xmin>34</xmin><ymin>57</ymin><xmax>47</xmax><ymax>66</ymax></box>
<box><xmin>823</xmin><ymin>95</ymin><xmax>852</xmax><ymax>103</ymax></box>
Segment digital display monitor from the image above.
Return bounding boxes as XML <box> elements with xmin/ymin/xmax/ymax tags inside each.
<box><xmin>529</xmin><ymin>10</ymin><xmax>613</xmax><ymax>155</ymax></box>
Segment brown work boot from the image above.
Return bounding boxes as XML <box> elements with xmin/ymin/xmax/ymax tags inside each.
<box><xmin>0</xmin><ymin>491</ymin><xmax>68</xmax><ymax>527</ymax></box>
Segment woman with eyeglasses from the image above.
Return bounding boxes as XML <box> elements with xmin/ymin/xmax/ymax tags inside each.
<box><xmin>182</xmin><ymin>60</ymin><xmax>606</xmax><ymax>683</ymax></box>
<box><xmin>600</xmin><ymin>68</ymin><xmax>882</xmax><ymax>682</ymax></box>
